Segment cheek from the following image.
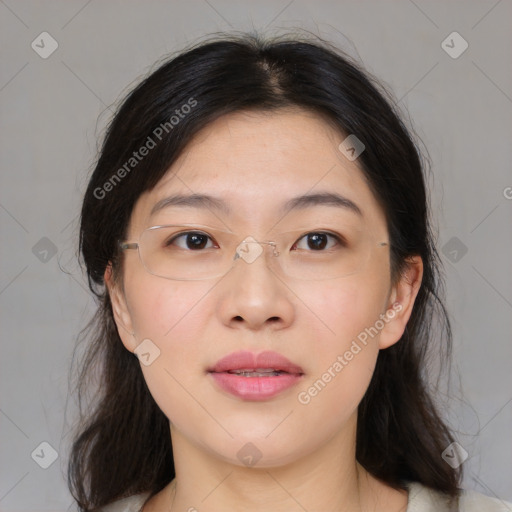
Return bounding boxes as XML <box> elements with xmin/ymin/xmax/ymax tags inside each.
<box><xmin>123</xmin><ymin>274</ymin><xmax>214</xmax><ymax>426</ymax></box>
<box><xmin>125</xmin><ymin>271</ymin><xmax>211</xmax><ymax>341</ymax></box>
<box><xmin>298</xmin><ymin>273</ymin><xmax>388</xmax><ymax>347</ymax></box>
<box><xmin>294</xmin><ymin>274</ymin><xmax>389</xmax><ymax>412</ymax></box>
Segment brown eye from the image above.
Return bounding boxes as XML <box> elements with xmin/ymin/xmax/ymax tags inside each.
<box><xmin>168</xmin><ymin>232</ymin><xmax>214</xmax><ymax>250</ymax></box>
<box><xmin>292</xmin><ymin>232</ymin><xmax>341</xmax><ymax>251</ymax></box>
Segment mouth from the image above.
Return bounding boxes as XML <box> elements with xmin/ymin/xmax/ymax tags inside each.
<box><xmin>208</xmin><ymin>351</ymin><xmax>304</xmax><ymax>401</ymax></box>
<box><xmin>225</xmin><ymin>368</ymin><xmax>291</xmax><ymax>377</ymax></box>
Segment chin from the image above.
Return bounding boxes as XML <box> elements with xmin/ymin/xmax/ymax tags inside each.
<box><xmin>195</xmin><ymin>427</ymin><xmax>315</xmax><ymax>469</ymax></box>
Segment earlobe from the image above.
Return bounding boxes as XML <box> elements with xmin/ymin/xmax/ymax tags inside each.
<box><xmin>104</xmin><ymin>264</ymin><xmax>136</xmax><ymax>352</ymax></box>
<box><xmin>378</xmin><ymin>256</ymin><xmax>423</xmax><ymax>350</ymax></box>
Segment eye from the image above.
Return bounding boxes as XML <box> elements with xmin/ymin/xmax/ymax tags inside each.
<box><xmin>167</xmin><ymin>231</ymin><xmax>216</xmax><ymax>250</ymax></box>
<box><xmin>292</xmin><ymin>232</ymin><xmax>343</xmax><ymax>251</ymax></box>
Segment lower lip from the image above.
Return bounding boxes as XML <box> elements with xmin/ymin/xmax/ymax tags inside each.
<box><xmin>209</xmin><ymin>372</ymin><xmax>303</xmax><ymax>401</ymax></box>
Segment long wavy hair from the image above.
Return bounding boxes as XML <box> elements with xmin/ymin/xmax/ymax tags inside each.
<box><xmin>68</xmin><ymin>32</ymin><xmax>462</xmax><ymax>510</ymax></box>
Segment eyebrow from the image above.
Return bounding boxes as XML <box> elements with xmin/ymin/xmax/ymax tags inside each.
<box><xmin>150</xmin><ymin>192</ymin><xmax>363</xmax><ymax>217</ymax></box>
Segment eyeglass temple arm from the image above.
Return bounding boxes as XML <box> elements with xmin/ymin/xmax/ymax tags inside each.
<box><xmin>119</xmin><ymin>241</ymin><xmax>138</xmax><ymax>250</ymax></box>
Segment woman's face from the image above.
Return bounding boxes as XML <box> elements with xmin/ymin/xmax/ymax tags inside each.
<box><xmin>108</xmin><ymin>109</ymin><xmax>418</xmax><ymax>467</ymax></box>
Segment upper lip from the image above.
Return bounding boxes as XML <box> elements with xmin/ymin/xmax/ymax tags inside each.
<box><xmin>209</xmin><ymin>350</ymin><xmax>304</xmax><ymax>375</ymax></box>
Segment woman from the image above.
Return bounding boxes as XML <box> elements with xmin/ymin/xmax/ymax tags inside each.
<box><xmin>68</xmin><ymin>33</ymin><xmax>510</xmax><ymax>511</ymax></box>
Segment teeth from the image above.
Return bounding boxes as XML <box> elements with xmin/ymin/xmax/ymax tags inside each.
<box><xmin>228</xmin><ymin>368</ymin><xmax>283</xmax><ymax>377</ymax></box>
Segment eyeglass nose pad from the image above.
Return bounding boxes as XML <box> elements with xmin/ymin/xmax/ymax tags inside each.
<box><xmin>234</xmin><ymin>237</ymin><xmax>280</xmax><ymax>265</ymax></box>
<box><xmin>235</xmin><ymin>237</ymin><xmax>264</xmax><ymax>264</ymax></box>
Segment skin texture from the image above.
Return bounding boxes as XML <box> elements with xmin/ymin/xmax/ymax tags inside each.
<box><xmin>106</xmin><ymin>109</ymin><xmax>423</xmax><ymax>512</ymax></box>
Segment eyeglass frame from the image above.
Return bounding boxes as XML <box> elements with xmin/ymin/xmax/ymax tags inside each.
<box><xmin>118</xmin><ymin>223</ymin><xmax>390</xmax><ymax>281</ymax></box>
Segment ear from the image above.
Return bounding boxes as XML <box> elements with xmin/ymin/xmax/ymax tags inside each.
<box><xmin>378</xmin><ymin>255</ymin><xmax>423</xmax><ymax>350</ymax></box>
<box><xmin>104</xmin><ymin>263</ymin><xmax>137</xmax><ymax>353</ymax></box>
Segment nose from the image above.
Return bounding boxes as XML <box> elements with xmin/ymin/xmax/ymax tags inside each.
<box><xmin>215</xmin><ymin>239</ymin><xmax>295</xmax><ymax>331</ymax></box>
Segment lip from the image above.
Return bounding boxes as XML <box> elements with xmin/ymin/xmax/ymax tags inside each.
<box><xmin>208</xmin><ymin>350</ymin><xmax>304</xmax><ymax>401</ymax></box>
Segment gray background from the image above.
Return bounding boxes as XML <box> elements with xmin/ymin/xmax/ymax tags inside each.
<box><xmin>1</xmin><ymin>1</ymin><xmax>511</xmax><ymax>510</ymax></box>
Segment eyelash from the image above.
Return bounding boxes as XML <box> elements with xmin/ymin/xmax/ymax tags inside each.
<box><xmin>167</xmin><ymin>231</ymin><xmax>346</xmax><ymax>251</ymax></box>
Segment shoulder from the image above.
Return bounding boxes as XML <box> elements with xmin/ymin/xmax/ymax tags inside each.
<box><xmin>457</xmin><ymin>489</ymin><xmax>512</xmax><ymax>512</ymax></box>
<box><xmin>96</xmin><ymin>492</ymin><xmax>151</xmax><ymax>512</ymax></box>
<box><xmin>407</xmin><ymin>481</ymin><xmax>512</xmax><ymax>512</ymax></box>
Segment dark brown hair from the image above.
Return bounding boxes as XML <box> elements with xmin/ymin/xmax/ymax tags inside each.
<box><xmin>68</xmin><ymin>32</ymin><xmax>461</xmax><ymax>510</ymax></box>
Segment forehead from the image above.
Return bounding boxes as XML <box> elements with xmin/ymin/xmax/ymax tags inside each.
<box><xmin>130</xmin><ymin>109</ymin><xmax>387</xmax><ymax>233</ymax></box>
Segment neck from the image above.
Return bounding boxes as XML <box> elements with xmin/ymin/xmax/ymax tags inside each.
<box><xmin>163</xmin><ymin>415</ymin><xmax>407</xmax><ymax>512</ymax></box>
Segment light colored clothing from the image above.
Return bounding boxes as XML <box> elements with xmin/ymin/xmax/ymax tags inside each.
<box><xmin>98</xmin><ymin>481</ymin><xmax>512</xmax><ymax>511</ymax></box>
<box><xmin>407</xmin><ymin>482</ymin><xmax>511</xmax><ymax>511</ymax></box>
